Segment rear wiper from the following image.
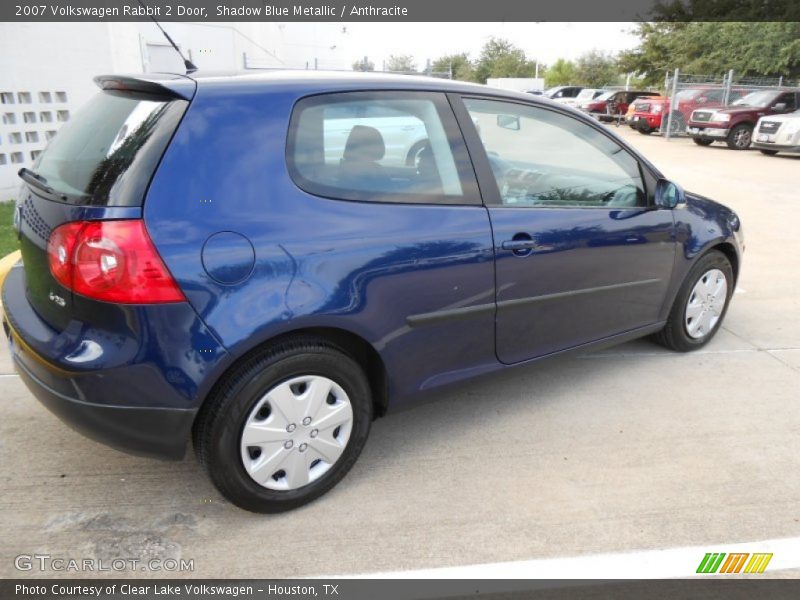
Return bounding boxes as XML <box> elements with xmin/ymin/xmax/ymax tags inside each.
<box><xmin>18</xmin><ymin>168</ymin><xmax>66</xmax><ymax>200</ymax></box>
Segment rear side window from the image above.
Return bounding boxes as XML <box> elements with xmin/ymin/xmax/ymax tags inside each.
<box><xmin>287</xmin><ymin>91</ymin><xmax>478</xmax><ymax>204</ymax></box>
<box><xmin>32</xmin><ymin>91</ymin><xmax>187</xmax><ymax>206</ymax></box>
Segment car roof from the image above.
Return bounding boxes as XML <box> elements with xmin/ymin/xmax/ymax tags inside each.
<box><xmin>189</xmin><ymin>69</ymin><xmax>518</xmax><ymax>95</ymax></box>
<box><xmin>106</xmin><ymin>69</ymin><xmax>565</xmax><ymax>105</ymax></box>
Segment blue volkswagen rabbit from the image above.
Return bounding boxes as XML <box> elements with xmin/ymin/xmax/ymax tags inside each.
<box><xmin>3</xmin><ymin>71</ymin><xmax>743</xmax><ymax>512</ymax></box>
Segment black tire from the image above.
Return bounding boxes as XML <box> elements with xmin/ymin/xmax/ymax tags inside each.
<box><xmin>726</xmin><ymin>123</ymin><xmax>754</xmax><ymax>150</ymax></box>
<box><xmin>194</xmin><ymin>337</ymin><xmax>373</xmax><ymax>513</ymax></box>
<box><xmin>692</xmin><ymin>138</ymin><xmax>714</xmax><ymax>146</ymax></box>
<box><xmin>759</xmin><ymin>149</ymin><xmax>779</xmax><ymax>156</ymax></box>
<box><xmin>652</xmin><ymin>251</ymin><xmax>734</xmax><ymax>352</ymax></box>
<box><xmin>667</xmin><ymin>112</ymin><xmax>685</xmax><ymax>135</ymax></box>
<box><xmin>637</xmin><ymin>127</ymin><xmax>653</xmax><ymax>135</ymax></box>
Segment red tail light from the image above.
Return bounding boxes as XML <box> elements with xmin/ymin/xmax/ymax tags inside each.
<box><xmin>47</xmin><ymin>220</ymin><xmax>185</xmax><ymax>304</ymax></box>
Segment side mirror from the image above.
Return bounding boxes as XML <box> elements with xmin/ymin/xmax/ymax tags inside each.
<box><xmin>497</xmin><ymin>114</ymin><xmax>521</xmax><ymax>131</ymax></box>
<box><xmin>773</xmin><ymin>102</ymin><xmax>787</xmax><ymax>111</ymax></box>
<box><xmin>655</xmin><ymin>179</ymin><xmax>685</xmax><ymax>209</ymax></box>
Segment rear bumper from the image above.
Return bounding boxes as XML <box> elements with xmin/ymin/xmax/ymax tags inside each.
<box><xmin>2</xmin><ymin>265</ymin><xmax>228</xmax><ymax>460</ymax></box>
<box><xmin>687</xmin><ymin>125</ymin><xmax>730</xmax><ymax>138</ymax></box>
<box><xmin>9</xmin><ymin>337</ymin><xmax>194</xmax><ymax>459</ymax></box>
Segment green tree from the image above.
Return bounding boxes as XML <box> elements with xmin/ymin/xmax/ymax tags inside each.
<box><xmin>619</xmin><ymin>21</ymin><xmax>800</xmax><ymax>85</ymax></box>
<box><xmin>385</xmin><ymin>54</ymin><xmax>417</xmax><ymax>73</ymax></box>
<box><xmin>545</xmin><ymin>58</ymin><xmax>577</xmax><ymax>87</ymax></box>
<box><xmin>473</xmin><ymin>38</ymin><xmax>538</xmax><ymax>83</ymax></box>
<box><xmin>574</xmin><ymin>50</ymin><xmax>622</xmax><ymax>87</ymax></box>
<box><xmin>352</xmin><ymin>57</ymin><xmax>375</xmax><ymax>72</ymax></box>
<box><xmin>431</xmin><ymin>53</ymin><xmax>475</xmax><ymax>81</ymax></box>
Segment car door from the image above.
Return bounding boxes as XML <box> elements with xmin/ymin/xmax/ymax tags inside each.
<box><xmin>453</xmin><ymin>96</ymin><xmax>677</xmax><ymax>364</ymax></box>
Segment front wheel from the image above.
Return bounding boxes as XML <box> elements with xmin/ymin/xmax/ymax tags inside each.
<box><xmin>726</xmin><ymin>124</ymin><xmax>753</xmax><ymax>150</ymax></box>
<box><xmin>652</xmin><ymin>251</ymin><xmax>734</xmax><ymax>352</ymax></box>
<box><xmin>666</xmin><ymin>112</ymin><xmax>686</xmax><ymax>135</ymax></box>
<box><xmin>194</xmin><ymin>338</ymin><xmax>373</xmax><ymax>513</ymax></box>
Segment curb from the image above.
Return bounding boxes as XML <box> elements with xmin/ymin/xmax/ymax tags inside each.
<box><xmin>0</xmin><ymin>250</ymin><xmax>21</xmax><ymax>294</ymax></box>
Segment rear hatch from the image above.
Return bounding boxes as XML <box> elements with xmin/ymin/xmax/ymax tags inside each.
<box><xmin>15</xmin><ymin>75</ymin><xmax>193</xmax><ymax>331</ymax></box>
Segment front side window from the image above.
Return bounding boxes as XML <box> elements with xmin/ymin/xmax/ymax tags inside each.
<box><xmin>288</xmin><ymin>92</ymin><xmax>475</xmax><ymax>204</ymax></box>
<box><xmin>463</xmin><ymin>98</ymin><xmax>646</xmax><ymax>209</ymax></box>
<box><xmin>775</xmin><ymin>93</ymin><xmax>797</xmax><ymax>110</ymax></box>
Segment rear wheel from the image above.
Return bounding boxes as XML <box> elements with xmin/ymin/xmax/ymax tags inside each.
<box><xmin>759</xmin><ymin>149</ymin><xmax>779</xmax><ymax>156</ymax></box>
<box><xmin>637</xmin><ymin>127</ymin><xmax>653</xmax><ymax>135</ymax></box>
<box><xmin>194</xmin><ymin>337</ymin><xmax>372</xmax><ymax>512</ymax></box>
<box><xmin>692</xmin><ymin>138</ymin><xmax>714</xmax><ymax>146</ymax></box>
<box><xmin>653</xmin><ymin>251</ymin><xmax>733</xmax><ymax>352</ymax></box>
<box><xmin>726</xmin><ymin>124</ymin><xmax>753</xmax><ymax>150</ymax></box>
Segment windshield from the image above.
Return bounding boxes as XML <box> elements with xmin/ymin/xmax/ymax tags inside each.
<box><xmin>595</xmin><ymin>91</ymin><xmax>616</xmax><ymax>101</ymax></box>
<box><xmin>732</xmin><ymin>90</ymin><xmax>778</xmax><ymax>108</ymax></box>
<box><xmin>577</xmin><ymin>89</ymin><xmax>600</xmax><ymax>99</ymax></box>
<box><xmin>29</xmin><ymin>91</ymin><xmax>187</xmax><ymax>206</ymax></box>
<box><xmin>675</xmin><ymin>89</ymin><xmax>703</xmax><ymax>100</ymax></box>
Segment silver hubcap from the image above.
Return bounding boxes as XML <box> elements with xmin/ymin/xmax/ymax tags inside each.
<box><xmin>685</xmin><ymin>268</ymin><xmax>728</xmax><ymax>339</ymax></box>
<box><xmin>734</xmin><ymin>128</ymin><xmax>751</xmax><ymax>147</ymax></box>
<box><xmin>240</xmin><ymin>375</ymin><xmax>353</xmax><ymax>491</ymax></box>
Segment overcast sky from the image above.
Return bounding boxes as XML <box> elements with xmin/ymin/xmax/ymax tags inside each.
<box><xmin>335</xmin><ymin>22</ymin><xmax>640</xmax><ymax>70</ymax></box>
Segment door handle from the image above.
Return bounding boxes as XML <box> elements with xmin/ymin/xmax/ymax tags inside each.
<box><xmin>501</xmin><ymin>235</ymin><xmax>539</xmax><ymax>256</ymax></box>
<box><xmin>501</xmin><ymin>239</ymin><xmax>539</xmax><ymax>251</ymax></box>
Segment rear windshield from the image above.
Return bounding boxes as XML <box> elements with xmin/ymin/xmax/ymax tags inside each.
<box><xmin>30</xmin><ymin>91</ymin><xmax>187</xmax><ymax>206</ymax></box>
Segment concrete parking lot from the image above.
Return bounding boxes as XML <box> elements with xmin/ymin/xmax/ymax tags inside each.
<box><xmin>1</xmin><ymin>126</ymin><xmax>798</xmax><ymax>579</ymax></box>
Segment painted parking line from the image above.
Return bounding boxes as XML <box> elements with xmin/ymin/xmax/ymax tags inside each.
<box><xmin>331</xmin><ymin>536</ymin><xmax>800</xmax><ymax>579</ymax></box>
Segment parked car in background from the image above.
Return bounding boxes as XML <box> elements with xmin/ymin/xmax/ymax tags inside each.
<box><xmin>582</xmin><ymin>90</ymin><xmax>659</xmax><ymax>122</ymax></box>
<box><xmin>687</xmin><ymin>89</ymin><xmax>800</xmax><ymax>149</ymax></box>
<box><xmin>542</xmin><ymin>86</ymin><xmax>583</xmax><ymax>101</ymax></box>
<box><xmin>559</xmin><ymin>87</ymin><xmax>604</xmax><ymax>108</ymax></box>
<box><xmin>752</xmin><ymin>109</ymin><xmax>800</xmax><ymax>155</ymax></box>
<box><xmin>4</xmin><ymin>71</ymin><xmax>743</xmax><ymax>513</ymax></box>
<box><xmin>629</xmin><ymin>95</ymin><xmax>668</xmax><ymax>133</ymax></box>
<box><xmin>624</xmin><ymin>100</ymin><xmax>639</xmax><ymax>126</ymax></box>
<box><xmin>631</xmin><ymin>88</ymin><xmax>751</xmax><ymax>135</ymax></box>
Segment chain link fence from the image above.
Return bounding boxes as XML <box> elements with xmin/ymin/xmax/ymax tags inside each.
<box><xmin>659</xmin><ymin>69</ymin><xmax>798</xmax><ymax>139</ymax></box>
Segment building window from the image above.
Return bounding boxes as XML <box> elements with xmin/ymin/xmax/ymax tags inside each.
<box><xmin>10</xmin><ymin>152</ymin><xmax>23</xmax><ymax>164</ymax></box>
<box><xmin>0</xmin><ymin>154</ymin><xmax>7</xmax><ymax>166</ymax></box>
<box><xmin>1</xmin><ymin>92</ymin><xmax>14</xmax><ymax>105</ymax></box>
<box><xmin>39</xmin><ymin>111</ymin><xmax>53</xmax><ymax>123</ymax></box>
<box><xmin>17</xmin><ymin>92</ymin><xmax>32</xmax><ymax>104</ymax></box>
<box><xmin>57</xmin><ymin>110</ymin><xmax>70</xmax><ymax>122</ymax></box>
<box><xmin>2</xmin><ymin>112</ymin><xmax>15</xmax><ymax>125</ymax></box>
<box><xmin>45</xmin><ymin>130</ymin><xmax>57</xmax><ymax>140</ymax></box>
<box><xmin>25</xmin><ymin>131</ymin><xmax>40</xmax><ymax>143</ymax></box>
<box><xmin>9</xmin><ymin>132</ymin><xmax>22</xmax><ymax>144</ymax></box>
<box><xmin>39</xmin><ymin>92</ymin><xmax>52</xmax><ymax>103</ymax></box>
<box><xmin>31</xmin><ymin>150</ymin><xmax>41</xmax><ymax>161</ymax></box>
<box><xmin>55</xmin><ymin>91</ymin><xmax>68</xmax><ymax>103</ymax></box>
<box><xmin>23</xmin><ymin>112</ymin><xmax>36</xmax><ymax>124</ymax></box>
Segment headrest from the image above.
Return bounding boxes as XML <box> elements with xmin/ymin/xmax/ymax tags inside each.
<box><xmin>343</xmin><ymin>125</ymin><xmax>385</xmax><ymax>162</ymax></box>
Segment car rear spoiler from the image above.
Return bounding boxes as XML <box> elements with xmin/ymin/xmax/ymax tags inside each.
<box><xmin>93</xmin><ymin>74</ymin><xmax>196</xmax><ymax>101</ymax></box>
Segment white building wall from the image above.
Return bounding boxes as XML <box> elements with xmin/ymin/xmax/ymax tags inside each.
<box><xmin>0</xmin><ymin>21</ymin><xmax>294</xmax><ymax>199</ymax></box>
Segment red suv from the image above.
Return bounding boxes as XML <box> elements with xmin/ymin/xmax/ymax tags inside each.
<box><xmin>687</xmin><ymin>89</ymin><xmax>800</xmax><ymax>149</ymax></box>
<box><xmin>582</xmin><ymin>90</ymin><xmax>659</xmax><ymax>122</ymax></box>
<box><xmin>632</xmin><ymin>87</ymin><xmax>749</xmax><ymax>135</ymax></box>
